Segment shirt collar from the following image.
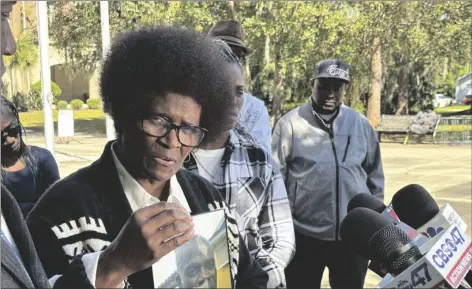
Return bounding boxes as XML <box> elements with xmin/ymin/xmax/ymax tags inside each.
<box><xmin>110</xmin><ymin>142</ymin><xmax>191</xmax><ymax>213</ymax></box>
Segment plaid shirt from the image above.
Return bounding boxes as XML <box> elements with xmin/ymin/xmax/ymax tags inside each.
<box><xmin>185</xmin><ymin>125</ymin><xmax>295</xmax><ymax>288</ymax></box>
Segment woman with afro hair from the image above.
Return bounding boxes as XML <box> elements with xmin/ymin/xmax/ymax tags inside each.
<box><xmin>26</xmin><ymin>26</ymin><xmax>268</xmax><ymax>289</ymax></box>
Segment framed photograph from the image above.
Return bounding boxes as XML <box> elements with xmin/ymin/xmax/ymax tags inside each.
<box><xmin>152</xmin><ymin>209</ymin><xmax>232</xmax><ymax>288</ymax></box>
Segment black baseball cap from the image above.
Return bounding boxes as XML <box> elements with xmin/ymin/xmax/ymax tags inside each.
<box><xmin>313</xmin><ymin>59</ymin><xmax>350</xmax><ymax>83</ymax></box>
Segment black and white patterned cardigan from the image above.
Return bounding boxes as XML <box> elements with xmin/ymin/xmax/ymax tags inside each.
<box><xmin>26</xmin><ymin>142</ymin><xmax>268</xmax><ymax>289</ymax></box>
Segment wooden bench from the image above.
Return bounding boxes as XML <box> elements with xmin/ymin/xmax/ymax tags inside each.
<box><xmin>375</xmin><ymin>115</ymin><xmax>415</xmax><ymax>144</ymax></box>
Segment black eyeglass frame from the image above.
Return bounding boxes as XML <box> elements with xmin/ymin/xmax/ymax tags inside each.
<box><xmin>139</xmin><ymin>114</ymin><xmax>208</xmax><ymax>148</ymax></box>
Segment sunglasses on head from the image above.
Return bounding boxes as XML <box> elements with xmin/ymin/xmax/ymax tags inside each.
<box><xmin>1</xmin><ymin>125</ymin><xmax>21</xmax><ymax>143</ymax></box>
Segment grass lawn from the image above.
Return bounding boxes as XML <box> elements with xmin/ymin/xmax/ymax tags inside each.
<box><xmin>20</xmin><ymin>109</ymin><xmax>107</xmax><ymax>136</ymax></box>
<box><xmin>435</xmin><ymin>104</ymin><xmax>471</xmax><ymax>114</ymax></box>
<box><xmin>19</xmin><ymin>106</ymin><xmax>471</xmax><ymax>136</ymax></box>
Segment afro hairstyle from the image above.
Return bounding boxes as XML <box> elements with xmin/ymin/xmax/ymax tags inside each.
<box><xmin>99</xmin><ymin>26</ymin><xmax>238</xmax><ymax>142</ymax></box>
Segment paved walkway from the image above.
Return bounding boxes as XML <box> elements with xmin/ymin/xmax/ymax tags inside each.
<box><xmin>25</xmin><ymin>135</ymin><xmax>472</xmax><ymax>288</ymax></box>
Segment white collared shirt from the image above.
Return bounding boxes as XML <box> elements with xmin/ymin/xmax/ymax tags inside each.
<box><xmin>110</xmin><ymin>143</ymin><xmax>191</xmax><ymax>213</ymax></box>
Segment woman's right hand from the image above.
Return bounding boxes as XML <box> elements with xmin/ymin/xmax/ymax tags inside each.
<box><xmin>96</xmin><ymin>202</ymin><xmax>195</xmax><ymax>287</ymax></box>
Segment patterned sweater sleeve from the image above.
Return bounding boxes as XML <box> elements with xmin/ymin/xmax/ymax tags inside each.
<box><xmin>26</xmin><ymin>182</ymin><xmax>110</xmax><ymax>279</ymax></box>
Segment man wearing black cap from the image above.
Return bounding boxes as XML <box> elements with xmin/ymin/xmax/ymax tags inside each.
<box><xmin>272</xmin><ymin>59</ymin><xmax>385</xmax><ymax>289</ymax></box>
<box><xmin>208</xmin><ymin>20</ymin><xmax>272</xmax><ymax>153</ymax></box>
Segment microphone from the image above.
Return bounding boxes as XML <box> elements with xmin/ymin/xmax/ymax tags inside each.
<box><xmin>341</xmin><ymin>208</ymin><xmax>472</xmax><ymax>288</ymax></box>
<box><xmin>391</xmin><ymin>184</ymin><xmax>468</xmax><ymax>237</ymax></box>
<box><xmin>348</xmin><ymin>193</ymin><xmax>400</xmax><ymax>223</ymax></box>
<box><xmin>341</xmin><ymin>208</ymin><xmax>422</xmax><ymax>275</ymax></box>
<box><xmin>348</xmin><ymin>193</ymin><xmax>386</xmax><ymax>213</ymax></box>
<box><xmin>347</xmin><ymin>194</ymin><xmax>428</xmax><ymax>277</ymax></box>
<box><xmin>347</xmin><ymin>194</ymin><xmax>428</xmax><ymax>245</ymax></box>
<box><xmin>392</xmin><ymin>184</ymin><xmax>472</xmax><ymax>286</ymax></box>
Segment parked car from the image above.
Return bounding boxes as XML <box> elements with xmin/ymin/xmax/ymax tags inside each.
<box><xmin>434</xmin><ymin>94</ymin><xmax>453</xmax><ymax>107</ymax></box>
<box><xmin>463</xmin><ymin>95</ymin><xmax>472</xmax><ymax>105</ymax></box>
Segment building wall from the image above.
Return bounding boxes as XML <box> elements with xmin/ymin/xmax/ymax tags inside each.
<box><xmin>7</xmin><ymin>2</ymin><xmax>100</xmax><ymax>103</ymax></box>
<box><xmin>51</xmin><ymin>65</ymin><xmax>90</xmax><ymax>102</ymax></box>
<box><xmin>455</xmin><ymin>73</ymin><xmax>472</xmax><ymax>104</ymax></box>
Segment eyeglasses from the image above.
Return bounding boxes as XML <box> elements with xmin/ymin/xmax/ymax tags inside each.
<box><xmin>141</xmin><ymin>115</ymin><xmax>207</xmax><ymax>147</ymax></box>
<box><xmin>1</xmin><ymin>125</ymin><xmax>20</xmax><ymax>144</ymax></box>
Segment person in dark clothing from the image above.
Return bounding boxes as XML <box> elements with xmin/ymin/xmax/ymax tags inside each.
<box><xmin>1</xmin><ymin>95</ymin><xmax>60</xmax><ymax>217</ymax></box>
<box><xmin>1</xmin><ymin>2</ymin><xmax>128</xmax><ymax>288</ymax></box>
<box><xmin>26</xmin><ymin>26</ymin><xmax>268</xmax><ymax>289</ymax></box>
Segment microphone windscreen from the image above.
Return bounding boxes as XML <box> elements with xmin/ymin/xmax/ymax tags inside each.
<box><xmin>391</xmin><ymin>184</ymin><xmax>440</xmax><ymax>229</ymax></box>
<box><xmin>347</xmin><ymin>193</ymin><xmax>387</xmax><ymax>213</ymax></box>
<box><xmin>340</xmin><ymin>207</ymin><xmax>393</xmax><ymax>259</ymax></box>
<box><xmin>370</xmin><ymin>223</ymin><xmax>421</xmax><ymax>275</ymax></box>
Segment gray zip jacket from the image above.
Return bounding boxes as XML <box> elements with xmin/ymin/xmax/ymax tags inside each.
<box><xmin>271</xmin><ymin>102</ymin><xmax>384</xmax><ymax>241</ymax></box>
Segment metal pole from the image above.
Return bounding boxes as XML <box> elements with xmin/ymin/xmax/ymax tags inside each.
<box><xmin>100</xmin><ymin>1</ymin><xmax>116</xmax><ymax>141</ymax></box>
<box><xmin>36</xmin><ymin>1</ymin><xmax>55</xmax><ymax>154</ymax></box>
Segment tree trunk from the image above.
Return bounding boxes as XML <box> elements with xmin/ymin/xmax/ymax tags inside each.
<box><xmin>9</xmin><ymin>68</ymin><xmax>15</xmax><ymax>98</ymax></box>
<box><xmin>225</xmin><ymin>1</ymin><xmax>251</xmax><ymax>90</ymax></box>
<box><xmin>443</xmin><ymin>57</ymin><xmax>448</xmax><ymax>80</ymax></box>
<box><xmin>26</xmin><ymin>70</ymin><xmax>31</xmax><ymax>95</ymax></box>
<box><xmin>350</xmin><ymin>78</ymin><xmax>360</xmax><ymax>108</ymax></box>
<box><xmin>368</xmin><ymin>38</ymin><xmax>382</xmax><ymax>127</ymax></box>
<box><xmin>245</xmin><ymin>60</ymin><xmax>252</xmax><ymax>93</ymax></box>
<box><xmin>227</xmin><ymin>1</ymin><xmax>238</xmax><ymax>21</ymax></box>
<box><xmin>264</xmin><ymin>34</ymin><xmax>271</xmax><ymax>67</ymax></box>
<box><xmin>21</xmin><ymin>1</ymin><xmax>27</xmax><ymax>31</ymax></box>
<box><xmin>270</xmin><ymin>47</ymin><xmax>284</xmax><ymax>127</ymax></box>
<box><xmin>395</xmin><ymin>62</ymin><xmax>409</xmax><ymax>115</ymax></box>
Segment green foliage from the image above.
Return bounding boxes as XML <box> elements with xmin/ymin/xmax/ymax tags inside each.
<box><xmin>70</xmin><ymin>99</ymin><xmax>84</xmax><ymax>110</ymax></box>
<box><xmin>12</xmin><ymin>92</ymin><xmax>29</xmax><ymax>112</ymax></box>
<box><xmin>353</xmin><ymin>102</ymin><xmax>366</xmax><ymax>115</ymax></box>
<box><xmin>86</xmin><ymin>98</ymin><xmax>101</xmax><ymax>109</ymax></box>
<box><xmin>3</xmin><ymin>31</ymin><xmax>38</xmax><ymax>70</ymax></box>
<box><xmin>56</xmin><ymin>100</ymin><xmax>69</xmax><ymax>110</ymax></box>
<box><xmin>48</xmin><ymin>1</ymin><xmax>472</xmax><ymax>122</ymax></box>
<box><xmin>28</xmin><ymin>81</ymin><xmax>63</xmax><ymax>110</ymax></box>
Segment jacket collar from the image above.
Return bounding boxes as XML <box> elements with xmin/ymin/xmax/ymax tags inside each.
<box><xmin>1</xmin><ymin>186</ymin><xmax>49</xmax><ymax>288</ymax></box>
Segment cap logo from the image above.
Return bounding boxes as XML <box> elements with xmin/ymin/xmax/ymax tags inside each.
<box><xmin>327</xmin><ymin>64</ymin><xmax>348</xmax><ymax>79</ymax></box>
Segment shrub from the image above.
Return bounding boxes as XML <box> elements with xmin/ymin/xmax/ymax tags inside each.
<box><xmin>29</xmin><ymin>81</ymin><xmax>62</xmax><ymax>110</ymax></box>
<box><xmin>56</xmin><ymin>100</ymin><xmax>69</xmax><ymax>110</ymax></box>
<box><xmin>70</xmin><ymin>99</ymin><xmax>84</xmax><ymax>110</ymax></box>
<box><xmin>12</xmin><ymin>92</ymin><xmax>29</xmax><ymax>112</ymax></box>
<box><xmin>353</xmin><ymin>102</ymin><xmax>366</xmax><ymax>115</ymax></box>
<box><xmin>86</xmin><ymin>98</ymin><xmax>101</xmax><ymax>109</ymax></box>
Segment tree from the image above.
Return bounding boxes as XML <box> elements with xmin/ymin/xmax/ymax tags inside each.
<box><xmin>3</xmin><ymin>30</ymin><xmax>38</xmax><ymax>96</ymax></box>
<box><xmin>47</xmin><ymin>1</ymin><xmax>472</xmax><ymax>123</ymax></box>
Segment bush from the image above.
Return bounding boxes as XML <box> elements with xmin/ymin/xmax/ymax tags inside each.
<box><xmin>86</xmin><ymin>98</ymin><xmax>101</xmax><ymax>109</ymax></box>
<box><xmin>29</xmin><ymin>81</ymin><xmax>62</xmax><ymax>110</ymax></box>
<box><xmin>70</xmin><ymin>99</ymin><xmax>84</xmax><ymax>110</ymax></box>
<box><xmin>56</xmin><ymin>100</ymin><xmax>69</xmax><ymax>110</ymax></box>
<box><xmin>12</xmin><ymin>92</ymin><xmax>29</xmax><ymax>112</ymax></box>
<box><xmin>353</xmin><ymin>102</ymin><xmax>366</xmax><ymax>115</ymax></box>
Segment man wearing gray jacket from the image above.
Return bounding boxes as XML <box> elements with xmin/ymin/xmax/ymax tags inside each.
<box><xmin>272</xmin><ymin>59</ymin><xmax>384</xmax><ymax>289</ymax></box>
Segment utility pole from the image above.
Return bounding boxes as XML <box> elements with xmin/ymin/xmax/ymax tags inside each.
<box><xmin>100</xmin><ymin>1</ymin><xmax>116</xmax><ymax>141</ymax></box>
<box><xmin>36</xmin><ymin>1</ymin><xmax>55</xmax><ymax>154</ymax></box>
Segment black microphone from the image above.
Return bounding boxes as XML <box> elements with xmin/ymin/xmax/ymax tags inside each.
<box><xmin>392</xmin><ymin>184</ymin><xmax>472</xmax><ymax>286</ymax></box>
<box><xmin>347</xmin><ymin>193</ymin><xmax>386</xmax><ymax>214</ymax></box>
<box><xmin>391</xmin><ymin>184</ymin><xmax>440</xmax><ymax>229</ymax></box>
<box><xmin>340</xmin><ymin>207</ymin><xmax>423</xmax><ymax>276</ymax></box>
